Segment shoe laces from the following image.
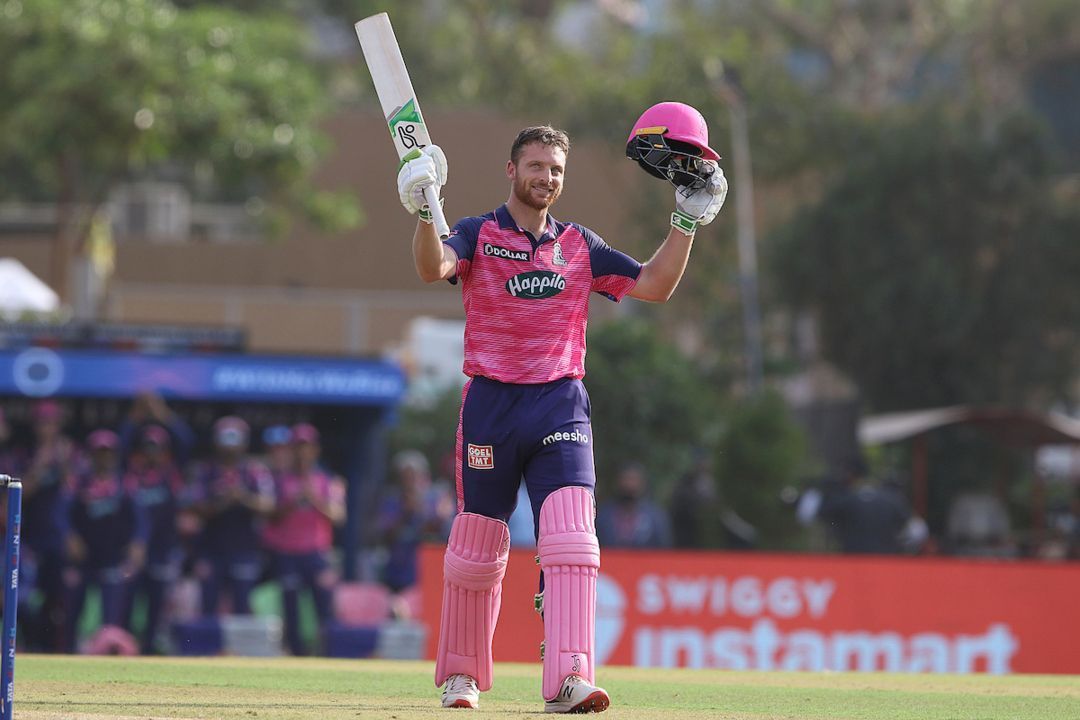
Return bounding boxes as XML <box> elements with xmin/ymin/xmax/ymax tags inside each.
<box><xmin>447</xmin><ymin>674</ymin><xmax>477</xmax><ymax>694</ymax></box>
<box><xmin>560</xmin><ymin>675</ymin><xmax>589</xmax><ymax>696</ymax></box>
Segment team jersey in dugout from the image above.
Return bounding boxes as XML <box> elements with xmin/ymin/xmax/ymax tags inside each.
<box><xmin>444</xmin><ymin>204</ymin><xmax>642</xmax><ymax>384</ymax></box>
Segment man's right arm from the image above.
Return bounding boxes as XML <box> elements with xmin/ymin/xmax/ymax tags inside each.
<box><xmin>398</xmin><ymin>145</ymin><xmax>457</xmax><ymax>282</ymax></box>
<box><xmin>413</xmin><ymin>220</ymin><xmax>458</xmax><ymax>283</ymax></box>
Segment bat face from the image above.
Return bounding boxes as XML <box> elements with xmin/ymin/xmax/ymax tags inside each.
<box><xmin>355</xmin><ymin>12</ymin><xmax>450</xmax><ymax>238</ymax></box>
<box><xmin>355</xmin><ymin>13</ymin><xmax>433</xmax><ymax>160</ymax></box>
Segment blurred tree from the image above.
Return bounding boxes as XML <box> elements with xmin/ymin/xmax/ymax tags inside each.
<box><xmin>387</xmin><ymin>386</ymin><xmax>463</xmax><ymax>483</ymax></box>
<box><xmin>771</xmin><ymin>110</ymin><xmax>1080</xmax><ymax>411</ymax></box>
<box><xmin>0</xmin><ymin>0</ymin><xmax>360</xmax><ymax>307</ymax></box>
<box><xmin>584</xmin><ymin>317</ymin><xmax>722</xmax><ymax>500</ymax></box>
<box><xmin>715</xmin><ymin>389</ymin><xmax>808</xmax><ymax>549</ymax></box>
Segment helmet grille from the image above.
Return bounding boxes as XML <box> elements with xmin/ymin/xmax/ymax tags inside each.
<box><xmin>626</xmin><ymin>133</ymin><xmax>712</xmax><ymax>191</ymax></box>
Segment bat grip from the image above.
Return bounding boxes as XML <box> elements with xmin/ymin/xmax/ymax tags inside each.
<box><xmin>423</xmin><ymin>185</ymin><xmax>450</xmax><ymax>239</ymax></box>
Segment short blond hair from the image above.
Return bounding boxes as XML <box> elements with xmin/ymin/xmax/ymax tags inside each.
<box><xmin>511</xmin><ymin>126</ymin><xmax>570</xmax><ymax>164</ymax></box>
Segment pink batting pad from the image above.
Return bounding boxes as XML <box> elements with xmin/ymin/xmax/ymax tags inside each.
<box><xmin>434</xmin><ymin>512</ymin><xmax>511</xmax><ymax>691</ymax></box>
<box><xmin>537</xmin><ymin>486</ymin><xmax>600</xmax><ymax>701</ymax></box>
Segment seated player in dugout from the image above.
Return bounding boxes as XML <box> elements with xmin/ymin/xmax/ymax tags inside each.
<box><xmin>396</xmin><ymin>102</ymin><xmax>727</xmax><ymax>713</ymax></box>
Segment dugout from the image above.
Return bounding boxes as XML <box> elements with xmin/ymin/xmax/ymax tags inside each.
<box><xmin>859</xmin><ymin>405</ymin><xmax>1080</xmax><ymax>550</ymax></box>
<box><xmin>0</xmin><ymin>342</ymin><xmax>407</xmax><ymax>581</ymax></box>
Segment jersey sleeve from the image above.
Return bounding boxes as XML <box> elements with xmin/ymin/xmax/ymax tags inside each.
<box><xmin>443</xmin><ymin>216</ymin><xmax>485</xmax><ymax>285</ymax></box>
<box><xmin>577</xmin><ymin>224</ymin><xmax>642</xmax><ymax>302</ymax></box>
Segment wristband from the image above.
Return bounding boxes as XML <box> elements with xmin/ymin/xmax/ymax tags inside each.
<box><xmin>671</xmin><ymin>209</ymin><xmax>698</xmax><ymax>236</ymax></box>
<box><xmin>418</xmin><ymin>197</ymin><xmax>445</xmax><ymax>224</ymax></box>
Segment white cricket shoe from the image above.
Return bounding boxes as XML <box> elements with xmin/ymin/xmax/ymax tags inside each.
<box><xmin>441</xmin><ymin>674</ymin><xmax>479</xmax><ymax>709</ymax></box>
<box><xmin>544</xmin><ymin>675</ymin><xmax>610</xmax><ymax>714</ymax></box>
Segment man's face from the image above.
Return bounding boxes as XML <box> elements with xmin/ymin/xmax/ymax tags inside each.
<box><xmin>142</xmin><ymin>442</ymin><xmax>164</xmax><ymax>465</ymax></box>
<box><xmin>508</xmin><ymin>142</ymin><xmax>565</xmax><ymax>211</ymax></box>
<box><xmin>35</xmin><ymin>417</ymin><xmax>60</xmax><ymax>440</ymax></box>
<box><xmin>399</xmin><ymin>465</ymin><xmax>430</xmax><ymax>495</ymax></box>
<box><xmin>296</xmin><ymin>441</ymin><xmax>319</xmax><ymax>468</ymax></box>
<box><xmin>92</xmin><ymin>448</ymin><xmax>115</xmax><ymax>473</ymax></box>
<box><xmin>617</xmin><ymin>467</ymin><xmax>646</xmax><ymax>501</ymax></box>
<box><xmin>268</xmin><ymin>444</ymin><xmax>293</xmax><ymax>472</ymax></box>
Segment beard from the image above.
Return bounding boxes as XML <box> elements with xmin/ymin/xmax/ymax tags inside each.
<box><xmin>512</xmin><ymin>174</ymin><xmax>561</xmax><ymax>211</ymax></box>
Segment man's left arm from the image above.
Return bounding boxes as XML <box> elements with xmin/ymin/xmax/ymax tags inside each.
<box><xmin>630</xmin><ymin>165</ymin><xmax>728</xmax><ymax>303</ymax></box>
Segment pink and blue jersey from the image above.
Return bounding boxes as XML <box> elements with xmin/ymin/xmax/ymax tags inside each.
<box><xmin>263</xmin><ymin>470</ymin><xmax>342</xmax><ymax>555</ymax></box>
<box><xmin>445</xmin><ymin>205</ymin><xmax>641</xmax><ymax>384</ymax></box>
<box><xmin>189</xmin><ymin>460</ymin><xmax>275</xmax><ymax>556</ymax></box>
<box><xmin>123</xmin><ymin>462</ymin><xmax>184</xmax><ymax>562</ymax></box>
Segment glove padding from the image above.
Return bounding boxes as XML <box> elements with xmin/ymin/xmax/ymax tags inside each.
<box><xmin>674</xmin><ymin>163</ymin><xmax>728</xmax><ymax>226</ymax></box>
<box><xmin>397</xmin><ymin>145</ymin><xmax>448</xmax><ymax>215</ymax></box>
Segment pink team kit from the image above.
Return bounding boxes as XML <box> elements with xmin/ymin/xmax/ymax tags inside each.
<box><xmin>434</xmin><ymin>205</ymin><xmax>640</xmax><ymax>698</ymax></box>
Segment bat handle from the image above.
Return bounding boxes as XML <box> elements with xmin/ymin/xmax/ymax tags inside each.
<box><xmin>423</xmin><ymin>185</ymin><xmax>450</xmax><ymax>239</ymax></box>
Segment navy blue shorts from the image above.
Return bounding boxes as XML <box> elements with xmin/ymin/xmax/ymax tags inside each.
<box><xmin>456</xmin><ymin>376</ymin><xmax>595</xmax><ymax>538</ymax></box>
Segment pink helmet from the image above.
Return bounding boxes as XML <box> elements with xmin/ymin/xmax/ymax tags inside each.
<box><xmin>627</xmin><ymin>101</ymin><xmax>720</xmax><ymax>160</ymax></box>
<box><xmin>626</xmin><ymin>102</ymin><xmax>720</xmax><ymax>190</ymax></box>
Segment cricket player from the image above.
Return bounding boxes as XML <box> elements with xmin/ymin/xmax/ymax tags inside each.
<box><xmin>396</xmin><ymin>103</ymin><xmax>726</xmax><ymax>713</ymax></box>
<box><xmin>24</xmin><ymin>400</ymin><xmax>83</xmax><ymax>651</ymax></box>
<box><xmin>122</xmin><ymin>424</ymin><xmax>186</xmax><ymax>654</ymax></box>
<box><xmin>65</xmin><ymin>429</ymin><xmax>148</xmax><ymax>652</ymax></box>
<box><xmin>262</xmin><ymin>424</ymin><xmax>345</xmax><ymax>655</ymax></box>
<box><xmin>188</xmin><ymin>416</ymin><xmax>275</xmax><ymax>616</ymax></box>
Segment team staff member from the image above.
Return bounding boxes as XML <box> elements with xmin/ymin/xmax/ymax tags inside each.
<box><xmin>397</xmin><ymin>108</ymin><xmax>726</xmax><ymax>712</ymax></box>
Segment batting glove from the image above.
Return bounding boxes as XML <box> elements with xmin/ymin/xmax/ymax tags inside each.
<box><xmin>397</xmin><ymin>145</ymin><xmax>448</xmax><ymax>218</ymax></box>
<box><xmin>672</xmin><ymin>163</ymin><xmax>728</xmax><ymax>235</ymax></box>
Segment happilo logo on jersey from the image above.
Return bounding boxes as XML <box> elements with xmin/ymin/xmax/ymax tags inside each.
<box><xmin>506</xmin><ymin>270</ymin><xmax>565</xmax><ymax>299</ymax></box>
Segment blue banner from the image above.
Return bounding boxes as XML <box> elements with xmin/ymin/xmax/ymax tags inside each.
<box><xmin>0</xmin><ymin>348</ymin><xmax>406</xmax><ymax>406</ymax></box>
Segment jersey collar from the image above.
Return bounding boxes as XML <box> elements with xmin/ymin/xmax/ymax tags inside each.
<box><xmin>495</xmin><ymin>204</ymin><xmax>564</xmax><ymax>243</ymax></box>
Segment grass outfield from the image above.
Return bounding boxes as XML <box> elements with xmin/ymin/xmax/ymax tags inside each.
<box><xmin>14</xmin><ymin>654</ymin><xmax>1080</xmax><ymax>719</ymax></box>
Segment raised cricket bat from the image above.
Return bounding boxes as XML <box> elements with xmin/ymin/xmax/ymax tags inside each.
<box><xmin>354</xmin><ymin>12</ymin><xmax>451</xmax><ymax>239</ymax></box>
